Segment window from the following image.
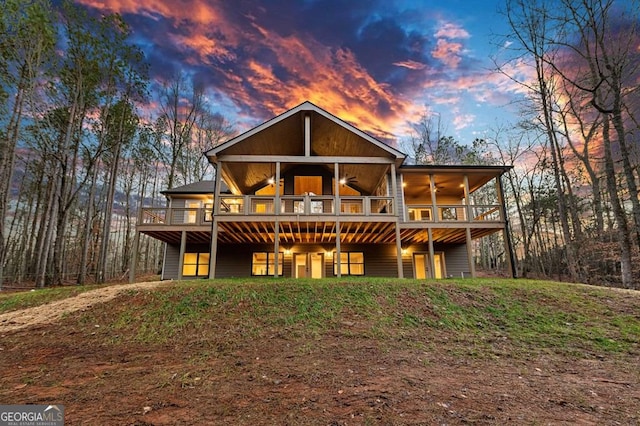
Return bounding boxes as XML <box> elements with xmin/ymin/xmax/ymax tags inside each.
<box><xmin>333</xmin><ymin>252</ymin><xmax>364</xmax><ymax>276</ymax></box>
<box><xmin>184</xmin><ymin>200</ymin><xmax>201</xmax><ymax>223</ymax></box>
<box><xmin>204</xmin><ymin>203</ymin><xmax>213</xmax><ymax>222</ymax></box>
<box><xmin>183</xmin><ymin>252</ymin><xmax>209</xmax><ymax>277</ymax></box>
<box><xmin>252</xmin><ymin>252</ymin><xmax>284</xmax><ymax>276</ymax></box>
<box><xmin>408</xmin><ymin>208</ymin><xmax>431</xmax><ymax>221</ymax></box>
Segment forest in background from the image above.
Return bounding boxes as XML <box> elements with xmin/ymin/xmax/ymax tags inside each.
<box><xmin>0</xmin><ymin>0</ymin><xmax>638</xmax><ymax>289</ymax></box>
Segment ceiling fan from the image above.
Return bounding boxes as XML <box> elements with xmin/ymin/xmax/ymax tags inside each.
<box><xmin>339</xmin><ymin>176</ymin><xmax>358</xmax><ymax>186</ymax></box>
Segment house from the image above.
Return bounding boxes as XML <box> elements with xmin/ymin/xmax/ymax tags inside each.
<box><xmin>130</xmin><ymin>101</ymin><xmax>514</xmax><ymax>281</ymax></box>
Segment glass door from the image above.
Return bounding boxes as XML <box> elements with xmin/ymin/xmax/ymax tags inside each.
<box><xmin>294</xmin><ymin>253</ymin><xmax>324</xmax><ymax>278</ymax></box>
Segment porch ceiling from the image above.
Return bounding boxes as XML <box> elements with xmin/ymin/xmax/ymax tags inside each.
<box><xmin>401</xmin><ymin>171</ymin><xmax>500</xmax><ymax>199</ymax></box>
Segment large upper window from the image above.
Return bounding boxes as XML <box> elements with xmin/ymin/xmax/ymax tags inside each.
<box><xmin>183</xmin><ymin>252</ymin><xmax>209</xmax><ymax>277</ymax></box>
<box><xmin>333</xmin><ymin>252</ymin><xmax>364</xmax><ymax>276</ymax></box>
<box><xmin>252</xmin><ymin>252</ymin><xmax>284</xmax><ymax>276</ymax></box>
<box><xmin>295</xmin><ymin>176</ymin><xmax>322</xmax><ymax>195</ymax></box>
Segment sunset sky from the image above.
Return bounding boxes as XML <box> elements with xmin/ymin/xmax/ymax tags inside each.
<box><xmin>75</xmin><ymin>0</ymin><xmax>530</xmax><ymax>147</ymax></box>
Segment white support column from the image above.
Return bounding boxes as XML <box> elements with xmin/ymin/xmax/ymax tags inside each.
<box><xmin>334</xmin><ymin>162</ymin><xmax>342</xmax><ymax>277</ymax></box>
<box><xmin>178</xmin><ymin>230</ymin><xmax>187</xmax><ymax>281</ymax></box>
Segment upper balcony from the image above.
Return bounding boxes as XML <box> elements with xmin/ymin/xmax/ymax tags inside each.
<box><xmin>138</xmin><ymin>194</ymin><xmax>503</xmax><ymax>227</ymax></box>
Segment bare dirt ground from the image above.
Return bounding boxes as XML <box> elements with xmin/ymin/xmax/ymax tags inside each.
<box><xmin>0</xmin><ymin>281</ymin><xmax>639</xmax><ymax>425</ymax></box>
<box><xmin>0</xmin><ymin>281</ymin><xmax>166</xmax><ymax>333</ymax></box>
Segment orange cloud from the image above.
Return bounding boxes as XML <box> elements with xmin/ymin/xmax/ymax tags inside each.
<box><xmin>77</xmin><ymin>0</ymin><xmax>416</xmax><ymax>142</ymax></box>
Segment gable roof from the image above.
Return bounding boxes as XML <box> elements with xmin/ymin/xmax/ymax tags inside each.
<box><xmin>161</xmin><ymin>180</ymin><xmax>229</xmax><ymax>195</ymax></box>
<box><xmin>205</xmin><ymin>101</ymin><xmax>406</xmax><ymax>163</ymax></box>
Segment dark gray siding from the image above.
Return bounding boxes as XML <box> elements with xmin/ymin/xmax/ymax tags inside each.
<box><xmin>163</xmin><ymin>241</ymin><xmax>470</xmax><ymax>280</ymax></box>
<box><xmin>170</xmin><ymin>198</ymin><xmax>186</xmax><ymax>208</ymax></box>
<box><xmin>216</xmin><ymin>244</ymin><xmax>269</xmax><ymax>278</ymax></box>
<box><xmin>436</xmin><ymin>243</ymin><xmax>471</xmax><ymax>278</ymax></box>
<box><xmin>400</xmin><ymin>242</ymin><xmax>470</xmax><ymax>279</ymax></box>
<box><xmin>162</xmin><ymin>244</ymin><xmax>179</xmax><ymax>280</ymax></box>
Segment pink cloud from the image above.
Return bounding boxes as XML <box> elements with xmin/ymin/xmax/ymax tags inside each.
<box><xmin>393</xmin><ymin>60</ymin><xmax>427</xmax><ymax>70</ymax></box>
<box><xmin>431</xmin><ymin>39</ymin><xmax>463</xmax><ymax>68</ymax></box>
<box><xmin>453</xmin><ymin>113</ymin><xmax>475</xmax><ymax>130</ymax></box>
<box><xmin>434</xmin><ymin>22</ymin><xmax>470</xmax><ymax>39</ymax></box>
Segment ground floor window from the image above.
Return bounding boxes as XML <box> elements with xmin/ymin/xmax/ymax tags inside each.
<box><xmin>333</xmin><ymin>252</ymin><xmax>364</xmax><ymax>276</ymax></box>
<box><xmin>252</xmin><ymin>252</ymin><xmax>284</xmax><ymax>276</ymax></box>
<box><xmin>183</xmin><ymin>252</ymin><xmax>209</xmax><ymax>277</ymax></box>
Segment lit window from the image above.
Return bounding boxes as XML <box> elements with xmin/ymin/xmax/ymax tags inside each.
<box><xmin>183</xmin><ymin>252</ymin><xmax>209</xmax><ymax>277</ymax></box>
<box><xmin>252</xmin><ymin>252</ymin><xmax>284</xmax><ymax>276</ymax></box>
<box><xmin>333</xmin><ymin>252</ymin><xmax>364</xmax><ymax>276</ymax></box>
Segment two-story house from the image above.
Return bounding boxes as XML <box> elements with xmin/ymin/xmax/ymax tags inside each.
<box><xmin>131</xmin><ymin>101</ymin><xmax>513</xmax><ymax>281</ymax></box>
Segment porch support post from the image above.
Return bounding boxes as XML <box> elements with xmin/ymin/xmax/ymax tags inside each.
<box><xmin>275</xmin><ymin>162</ymin><xmax>281</xmax><ymax>214</ymax></box>
<box><xmin>208</xmin><ymin>220</ymin><xmax>218</xmax><ymax>279</ymax></box>
<box><xmin>213</xmin><ymin>162</ymin><xmax>222</xmax><ymax>215</ymax></box>
<box><xmin>395</xmin><ymin>223</ymin><xmax>403</xmax><ymax>278</ymax></box>
<box><xmin>178</xmin><ymin>230</ymin><xmax>187</xmax><ymax>281</ymax></box>
<box><xmin>390</xmin><ymin>163</ymin><xmax>398</xmax><ymax>215</ymax></box>
<box><xmin>465</xmin><ymin>227</ymin><xmax>476</xmax><ymax>278</ymax></box>
<box><xmin>334</xmin><ymin>162</ymin><xmax>341</xmax><ymax>278</ymax></box>
<box><xmin>129</xmin><ymin>230</ymin><xmax>140</xmax><ymax>283</ymax></box>
<box><xmin>274</xmin><ymin>220</ymin><xmax>280</xmax><ymax>278</ymax></box>
<box><xmin>427</xmin><ymin>228</ymin><xmax>435</xmax><ymax>279</ymax></box>
<box><xmin>430</xmin><ymin>174</ymin><xmax>438</xmax><ymax>222</ymax></box>
<box><xmin>463</xmin><ymin>174</ymin><xmax>471</xmax><ymax>221</ymax></box>
<box><xmin>335</xmin><ymin>220</ymin><xmax>342</xmax><ymax>278</ymax></box>
<box><xmin>208</xmin><ymin>163</ymin><xmax>223</xmax><ymax>279</ymax></box>
<box><xmin>334</xmin><ymin>162</ymin><xmax>340</xmax><ymax>213</ymax></box>
<box><xmin>273</xmin><ymin>161</ymin><xmax>281</xmax><ymax>278</ymax></box>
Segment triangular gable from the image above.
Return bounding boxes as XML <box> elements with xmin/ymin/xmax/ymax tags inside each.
<box><xmin>205</xmin><ymin>101</ymin><xmax>406</xmax><ymax>163</ymax></box>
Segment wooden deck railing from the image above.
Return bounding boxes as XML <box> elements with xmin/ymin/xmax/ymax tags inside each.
<box><xmin>405</xmin><ymin>204</ymin><xmax>503</xmax><ymax>222</ymax></box>
<box><xmin>138</xmin><ymin>198</ymin><xmax>503</xmax><ymax>226</ymax></box>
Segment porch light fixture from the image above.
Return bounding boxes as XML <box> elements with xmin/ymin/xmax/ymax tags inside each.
<box><xmin>401</xmin><ymin>248</ymin><xmax>409</xmax><ymax>256</ymax></box>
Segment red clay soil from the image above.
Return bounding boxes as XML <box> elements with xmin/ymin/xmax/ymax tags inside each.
<box><xmin>0</xmin><ymin>282</ymin><xmax>639</xmax><ymax>425</ymax></box>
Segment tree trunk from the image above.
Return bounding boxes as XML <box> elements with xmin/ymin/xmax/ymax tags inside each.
<box><xmin>601</xmin><ymin>117</ymin><xmax>634</xmax><ymax>287</ymax></box>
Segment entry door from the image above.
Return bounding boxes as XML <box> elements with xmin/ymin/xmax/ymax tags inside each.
<box><xmin>413</xmin><ymin>252</ymin><xmax>446</xmax><ymax>279</ymax></box>
<box><xmin>294</xmin><ymin>253</ymin><xmax>324</xmax><ymax>278</ymax></box>
<box><xmin>413</xmin><ymin>253</ymin><xmax>429</xmax><ymax>279</ymax></box>
<box><xmin>434</xmin><ymin>252</ymin><xmax>445</xmax><ymax>279</ymax></box>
